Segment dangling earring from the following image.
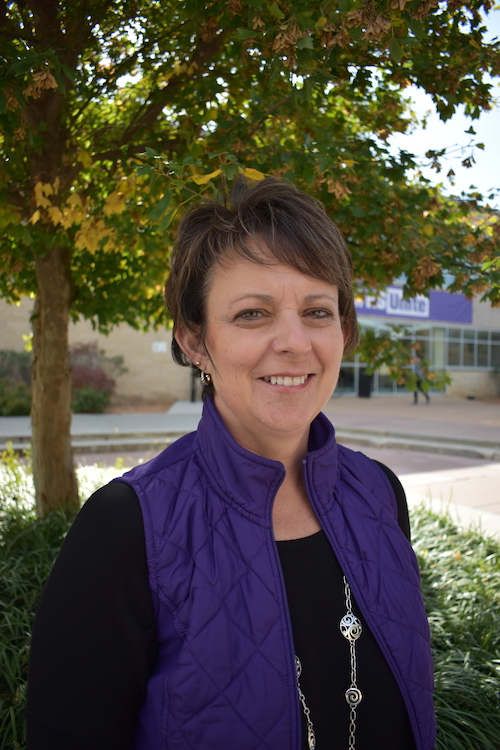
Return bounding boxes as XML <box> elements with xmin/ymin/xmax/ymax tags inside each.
<box><xmin>200</xmin><ymin>371</ymin><xmax>212</xmax><ymax>386</ymax></box>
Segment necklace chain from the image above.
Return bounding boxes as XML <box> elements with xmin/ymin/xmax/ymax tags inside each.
<box><xmin>295</xmin><ymin>576</ymin><xmax>363</xmax><ymax>750</ymax></box>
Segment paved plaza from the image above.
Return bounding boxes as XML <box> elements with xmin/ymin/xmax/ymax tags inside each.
<box><xmin>1</xmin><ymin>393</ymin><xmax>499</xmax><ymax>539</ymax></box>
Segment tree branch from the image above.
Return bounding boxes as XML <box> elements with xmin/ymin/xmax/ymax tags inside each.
<box><xmin>118</xmin><ymin>26</ymin><xmax>228</xmax><ymax>146</ymax></box>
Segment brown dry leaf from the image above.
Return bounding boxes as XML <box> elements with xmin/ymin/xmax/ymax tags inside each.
<box><xmin>23</xmin><ymin>71</ymin><xmax>58</xmax><ymax>99</ymax></box>
<box><xmin>226</xmin><ymin>0</ymin><xmax>242</xmax><ymax>13</ymax></box>
<box><xmin>326</xmin><ymin>179</ymin><xmax>351</xmax><ymax>199</ymax></box>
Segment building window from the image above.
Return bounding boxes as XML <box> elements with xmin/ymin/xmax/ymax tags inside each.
<box><xmin>353</xmin><ymin>320</ymin><xmax>500</xmax><ymax>395</ymax></box>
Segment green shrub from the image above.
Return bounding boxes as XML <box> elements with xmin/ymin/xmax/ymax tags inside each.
<box><xmin>0</xmin><ymin>345</ymin><xmax>127</xmax><ymax>416</ymax></box>
<box><xmin>412</xmin><ymin>508</ymin><xmax>500</xmax><ymax>750</ymax></box>
<box><xmin>69</xmin><ymin>342</ymin><xmax>126</xmax><ymax>382</ymax></box>
<box><xmin>69</xmin><ymin>343</ymin><xmax>126</xmax><ymax>413</ymax></box>
<box><xmin>0</xmin><ymin>505</ymin><xmax>73</xmax><ymax>749</ymax></box>
<box><xmin>0</xmin><ymin>351</ymin><xmax>32</xmax><ymax>386</ymax></box>
<box><xmin>0</xmin><ymin>448</ymin><xmax>122</xmax><ymax>750</ymax></box>
<box><xmin>0</xmin><ymin>378</ymin><xmax>31</xmax><ymax>416</ymax></box>
<box><xmin>71</xmin><ymin>385</ymin><xmax>110</xmax><ymax>413</ymax></box>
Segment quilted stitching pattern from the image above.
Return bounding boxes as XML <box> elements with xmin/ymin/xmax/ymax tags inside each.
<box><xmin>122</xmin><ymin>402</ymin><xmax>435</xmax><ymax>750</ymax></box>
<box><xmin>147</xmin><ymin>471</ymin><xmax>293</xmax><ymax>749</ymax></box>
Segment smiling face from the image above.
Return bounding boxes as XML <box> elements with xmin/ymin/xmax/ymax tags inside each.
<box><xmin>177</xmin><ymin>250</ymin><xmax>346</xmax><ymax>457</ymax></box>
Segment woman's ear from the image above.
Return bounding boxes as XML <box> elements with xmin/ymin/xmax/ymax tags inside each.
<box><xmin>175</xmin><ymin>324</ymin><xmax>205</xmax><ymax>367</ymax></box>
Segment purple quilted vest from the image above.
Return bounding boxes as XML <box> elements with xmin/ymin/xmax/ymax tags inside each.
<box><xmin>119</xmin><ymin>398</ymin><xmax>435</xmax><ymax>750</ymax></box>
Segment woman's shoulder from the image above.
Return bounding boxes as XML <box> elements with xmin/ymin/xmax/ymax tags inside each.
<box><xmin>118</xmin><ymin>430</ymin><xmax>200</xmax><ymax>488</ymax></box>
<box><xmin>75</xmin><ymin>480</ymin><xmax>143</xmax><ymax>538</ymax></box>
<box><xmin>336</xmin><ymin>445</ymin><xmax>410</xmax><ymax>540</ymax></box>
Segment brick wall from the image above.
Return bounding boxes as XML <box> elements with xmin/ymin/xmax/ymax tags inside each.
<box><xmin>2</xmin><ymin>297</ymin><xmax>192</xmax><ymax>404</ymax></box>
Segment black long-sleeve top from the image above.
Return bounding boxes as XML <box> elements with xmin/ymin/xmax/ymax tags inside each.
<box><xmin>26</xmin><ymin>463</ymin><xmax>415</xmax><ymax>750</ymax></box>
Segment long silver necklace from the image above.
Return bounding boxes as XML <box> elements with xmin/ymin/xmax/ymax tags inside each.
<box><xmin>295</xmin><ymin>576</ymin><xmax>363</xmax><ymax>750</ymax></box>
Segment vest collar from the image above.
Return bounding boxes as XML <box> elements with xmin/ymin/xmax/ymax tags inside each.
<box><xmin>195</xmin><ymin>397</ymin><xmax>338</xmax><ymax>525</ymax></box>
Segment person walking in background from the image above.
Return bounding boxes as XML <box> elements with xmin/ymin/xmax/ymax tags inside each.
<box><xmin>26</xmin><ymin>178</ymin><xmax>435</xmax><ymax>750</ymax></box>
<box><xmin>413</xmin><ymin>354</ymin><xmax>430</xmax><ymax>404</ymax></box>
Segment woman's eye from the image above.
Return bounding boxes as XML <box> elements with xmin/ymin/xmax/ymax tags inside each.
<box><xmin>307</xmin><ymin>308</ymin><xmax>332</xmax><ymax>319</ymax></box>
<box><xmin>237</xmin><ymin>309</ymin><xmax>262</xmax><ymax>321</ymax></box>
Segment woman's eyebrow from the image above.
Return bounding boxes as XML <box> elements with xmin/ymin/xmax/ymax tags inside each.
<box><xmin>229</xmin><ymin>293</ymin><xmax>338</xmax><ymax>305</ymax></box>
<box><xmin>230</xmin><ymin>293</ymin><xmax>273</xmax><ymax>305</ymax></box>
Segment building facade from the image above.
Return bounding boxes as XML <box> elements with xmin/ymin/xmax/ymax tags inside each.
<box><xmin>2</xmin><ymin>287</ymin><xmax>500</xmax><ymax>404</ymax></box>
<box><xmin>339</xmin><ymin>286</ymin><xmax>500</xmax><ymax>399</ymax></box>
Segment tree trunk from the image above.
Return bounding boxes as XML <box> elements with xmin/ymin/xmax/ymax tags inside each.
<box><xmin>31</xmin><ymin>245</ymin><xmax>79</xmax><ymax>515</ymax></box>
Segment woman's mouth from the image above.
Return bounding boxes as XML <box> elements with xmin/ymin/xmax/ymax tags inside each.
<box><xmin>262</xmin><ymin>375</ymin><xmax>309</xmax><ymax>387</ymax></box>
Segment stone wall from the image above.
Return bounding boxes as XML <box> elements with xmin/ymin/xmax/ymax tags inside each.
<box><xmin>472</xmin><ymin>295</ymin><xmax>500</xmax><ymax>329</ymax></box>
<box><xmin>447</xmin><ymin>370</ymin><xmax>500</xmax><ymax>399</ymax></box>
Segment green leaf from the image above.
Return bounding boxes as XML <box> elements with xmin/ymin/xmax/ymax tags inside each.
<box><xmin>389</xmin><ymin>37</ymin><xmax>404</xmax><ymax>63</ymax></box>
<box><xmin>302</xmin><ymin>78</ymin><xmax>312</xmax><ymax>102</ymax></box>
<box><xmin>158</xmin><ymin>209</ymin><xmax>175</xmax><ymax>232</ymax></box>
<box><xmin>268</xmin><ymin>2</ymin><xmax>285</xmax><ymax>20</ymax></box>
<box><xmin>62</xmin><ymin>64</ymin><xmax>76</xmax><ymax>83</ymax></box>
<box><xmin>234</xmin><ymin>29</ymin><xmax>257</xmax><ymax>40</ymax></box>
<box><xmin>136</xmin><ymin>164</ymin><xmax>154</xmax><ymax>176</ymax></box>
<box><xmin>296</xmin><ymin>36</ymin><xmax>314</xmax><ymax>50</ymax></box>
<box><xmin>145</xmin><ymin>147</ymin><xmax>159</xmax><ymax>158</ymax></box>
<box><xmin>338</xmin><ymin>0</ymin><xmax>352</xmax><ymax>11</ymax></box>
<box><xmin>221</xmin><ymin>163</ymin><xmax>236</xmax><ymax>180</ymax></box>
<box><xmin>147</xmin><ymin>191</ymin><xmax>172</xmax><ymax>223</ymax></box>
<box><xmin>409</xmin><ymin>19</ymin><xmax>426</xmax><ymax>40</ymax></box>
<box><xmin>52</xmin><ymin>66</ymin><xmax>67</xmax><ymax>95</ymax></box>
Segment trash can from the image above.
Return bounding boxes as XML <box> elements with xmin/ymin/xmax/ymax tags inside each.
<box><xmin>358</xmin><ymin>369</ymin><xmax>373</xmax><ymax>398</ymax></box>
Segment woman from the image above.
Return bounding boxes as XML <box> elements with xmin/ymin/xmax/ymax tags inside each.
<box><xmin>26</xmin><ymin>178</ymin><xmax>435</xmax><ymax>750</ymax></box>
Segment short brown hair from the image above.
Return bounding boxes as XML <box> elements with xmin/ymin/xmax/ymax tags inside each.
<box><xmin>165</xmin><ymin>177</ymin><xmax>359</xmax><ymax>395</ymax></box>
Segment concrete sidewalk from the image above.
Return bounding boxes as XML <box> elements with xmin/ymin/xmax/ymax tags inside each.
<box><xmin>1</xmin><ymin>394</ymin><xmax>500</xmax><ymax>539</ymax></box>
<box><xmin>329</xmin><ymin>395</ymin><xmax>500</xmax><ymax>540</ymax></box>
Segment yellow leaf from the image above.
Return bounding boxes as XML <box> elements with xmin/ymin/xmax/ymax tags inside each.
<box><xmin>102</xmin><ymin>234</ymin><xmax>118</xmax><ymax>252</ymax></box>
<box><xmin>61</xmin><ymin>205</ymin><xmax>83</xmax><ymax>228</ymax></box>
<box><xmin>315</xmin><ymin>16</ymin><xmax>327</xmax><ymax>30</ymax></box>
<box><xmin>60</xmin><ymin>212</ymin><xmax>74</xmax><ymax>229</ymax></box>
<box><xmin>77</xmin><ymin>149</ymin><xmax>93</xmax><ymax>167</ymax></box>
<box><xmin>423</xmin><ymin>225</ymin><xmax>434</xmax><ymax>237</ymax></box>
<box><xmin>75</xmin><ymin>217</ymin><xmax>115</xmax><ymax>253</ymax></box>
<box><xmin>191</xmin><ymin>168</ymin><xmax>222</xmax><ymax>185</ymax></box>
<box><xmin>47</xmin><ymin>206</ymin><xmax>63</xmax><ymax>225</ymax></box>
<box><xmin>34</xmin><ymin>182</ymin><xmax>52</xmax><ymax>208</ymax></box>
<box><xmin>173</xmin><ymin>61</ymin><xmax>187</xmax><ymax>76</ymax></box>
<box><xmin>240</xmin><ymin>167</ymin><xmax>266</xmax><ymax>181</ymax></box>
<box><xmin>103</xmin><ymin>190</ymin><xmax>126</xmax><ymax>216</ymax></box>
<box><xmin>66</xmin><ymin>192</ymin><xmax>83</xmax><ymax>208</ymax></box>
<box><xmin>29</xmin><ymin>210</ymin><xmax>41</xmax><ymax>224</ymax></box>
<box><xmin>120</xmin><ymin>175</ymin><xmax>136</xmax><ymax>198</ymax></box>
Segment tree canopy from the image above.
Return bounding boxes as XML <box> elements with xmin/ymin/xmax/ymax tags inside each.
<box><xmin>0</xmin><ymin>0</ymin><xmax>499</xmax><ymax>512</ymax></box>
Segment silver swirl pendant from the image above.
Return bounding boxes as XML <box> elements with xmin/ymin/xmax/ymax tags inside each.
<box><xmin>345</xmin><ymin>687</ymin><xmax>363</xmax><ymax>707</ymax></box>
<box><xmin>340</xmin><ymin>613</ymin><xmax>362</xmax><ymax>642</ymax></box>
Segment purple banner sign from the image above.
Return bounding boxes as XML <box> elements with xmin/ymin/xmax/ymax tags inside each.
<box><xmin>354</xmin><ymin>286</ymin><xmax>472</xmax><ymax>325</ymax></box>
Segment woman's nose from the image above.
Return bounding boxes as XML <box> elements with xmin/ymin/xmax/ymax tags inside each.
<box><xmin>271</xmin><ymin>313</ymin><xmax>312</xmax><ymax>354</ymax></box>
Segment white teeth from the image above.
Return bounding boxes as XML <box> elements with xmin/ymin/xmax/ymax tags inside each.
<box><xmin>263</xmin><ymin>375</ymin><xmax>307</xmax><ymax>386</ymax></box>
